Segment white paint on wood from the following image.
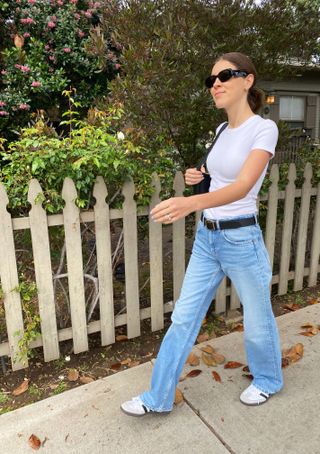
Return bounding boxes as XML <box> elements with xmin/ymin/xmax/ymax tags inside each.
<box><xmin>28</xmin><ymin>179</ymin><xmax>60</xmax><ymax>362</ymax></box>
<box><xmin>93</xmin><ymin>176</ymin><xmax>115</xmax><ymax>346</ymax></box>
<box><xmin>62</xmin><ymin>178</ymin><xmax>88</xmax><ymax>353</ymax></box>
<box><xmin>122</xmin><ymin>178</ymin><xmax>140</xmax><ymax>338</ymax></box>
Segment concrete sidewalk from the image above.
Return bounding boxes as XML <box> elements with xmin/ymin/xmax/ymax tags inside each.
<box><xmin>1</xmin><ymin>303</ymin><xmax>319</xmax><ymax>454</ymax></box>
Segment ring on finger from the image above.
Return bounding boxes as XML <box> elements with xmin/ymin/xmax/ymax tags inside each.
<box><xmin>166</xmin><ymin>213</ymin><xmax>172</xmax><ymax>221</ymax></box>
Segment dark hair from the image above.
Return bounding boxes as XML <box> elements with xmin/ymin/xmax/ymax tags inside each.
<box><xmin>214</xmin><ymin>52</ymin><xmax>265</xmax><ymax>113</ymax></box>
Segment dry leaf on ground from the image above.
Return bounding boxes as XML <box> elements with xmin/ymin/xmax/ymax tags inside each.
<box><xmin>200</xmin><ymin>344</ymin><xmax>216</xmax><ymax>355</ymax></box>
<box><xmin>12</xmin><ymin>379</ymin><xmax>29</xmax><ymax>396</ymax></box>
<box><xmin>175</xmin><ymin>387</ymin><xmax>184</xmax><ymax>404</ymax></box>
<box><xmin>186</xmin><ymin>352</ymin><xmax>200</xmax><ymax>366</ymax></box>
<box><xmin>197</xmin><ymin>332</ymin><xmax>210</xmax><ymax>343</ymax></box>
<box><xmin>211</xmin><ymin>371</ymin><xmax>222</xmax><ymax>383</ymax></box>
<box><xmin>28</xmin><ymin>434</ymin><xmax>41</xmax><ymax>450</ymax></box>
<box><xmin>224</xmin><ymin>361</ymin><xmax>244</xmax><ymax>369</ymax></box>
<box><xmin>202</xmin><ymin>352</ymin><xmax>217</xmax><ymax>367</ymax></box>
<box><xmin>283</xmin><ymin>303</ymin><xmax>300</xmax><ymax>311</ymax></box>
<box><xmin>282</xmin><ymin>343</ymin><xmax>304</xmax><ymax>366</ymax></box>
<box><xmin>179</xmin><ymin>369</ymin><xmax>202</xmax><ymax>381</ymax></box>
<box><xmin>115</xmin><ymin>335</ymin><xmax>128</xmax><ymax>341</ymax></box>
<box><xmin>67</xmin><ymin>369</ymin><xmax>79</xmax><ymax>381</ymax></box>
<box><xmin>80</xmin><ymin>376</ymin><xmax>95</xmax><ymax>384</ymax></box>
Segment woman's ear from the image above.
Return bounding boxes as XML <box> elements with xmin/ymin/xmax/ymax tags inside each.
<box><xmin>245</xmin><ymin>73</ymin><xmax>255</xmax><ymax>91</ymax></box>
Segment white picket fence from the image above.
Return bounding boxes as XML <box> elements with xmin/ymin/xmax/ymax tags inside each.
<box><xmin>0</xmin><ymin>163</ymin><xmax>319</xmax><ymax>371</ymax></box>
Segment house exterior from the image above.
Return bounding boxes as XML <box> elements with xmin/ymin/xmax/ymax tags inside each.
<box><xmin>259</xmin><ymin>65</ymin><xmax>320</xmax><ymax>143</ymax></box>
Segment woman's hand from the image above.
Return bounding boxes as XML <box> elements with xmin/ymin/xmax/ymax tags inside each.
<box><xmin>185</xmin><ymin>167</ymin><xmax>205</xmax><ymax>186</ymax></box>
<box><xmin>150</xmin><ymin>196</ymin><xmax>195</xmax><ymax>224</ymax></box>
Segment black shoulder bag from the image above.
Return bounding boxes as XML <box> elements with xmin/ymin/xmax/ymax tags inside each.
<box><xmin>193</xmin><ymin>122</ymin><xmax>228</xmax><ymax>194</ymax></box>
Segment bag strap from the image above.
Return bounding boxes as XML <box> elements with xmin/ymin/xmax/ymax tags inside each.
<box><xmin>196</xmin><ymin>121</ymin><xmax>228</xmax><ymax>172</ymax></box>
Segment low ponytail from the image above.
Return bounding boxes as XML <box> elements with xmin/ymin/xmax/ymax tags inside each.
<box><xmin>248</xmin><ymin>86</ymin><xmax>265</xmax><ymax>114</ymax></box>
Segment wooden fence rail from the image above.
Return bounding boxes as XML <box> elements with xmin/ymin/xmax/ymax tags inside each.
<box><xmin>0</xmin><ymin>163</ymin><xmax>319</xmax><ymax>371</ymax></box>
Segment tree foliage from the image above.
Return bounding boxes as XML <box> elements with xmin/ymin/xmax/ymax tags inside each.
<box><xmin>103</xmin><ymin>0</ymin><xmax>320</xmax><ymax>167</ymax></box>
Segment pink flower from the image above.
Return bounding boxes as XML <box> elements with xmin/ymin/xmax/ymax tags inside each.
<box><xmin>48</xmin><ymin>21</ymin><xmax>56</xmax><ymax>28</ymax></box>
<box><xmin>49</xmin><ymin>55</ymin><xmax>55</xmax><ymax>61</ymax></box>
<box><xmin>57</xmin><ymin>0</ymin><xmax>63</xmax><ymax>5</ymax></box>
<box><xmin>63</xmin><ymin>47</ymin><xmax>71</xmax><ymax>53</ymax></box>
<box><xmin>45</xmin><ymin>44</ymin><xmax>50</xmax><ymax>50</ymax></box>
<box><xmin>20</xmin><ymin>18</ymin><xmax>35</xmax><ymax>24</ymax></box>
<box><xmin>28</xmin><ymin>0</ymin><xmax>36</xmax><ymax>4</ymax></box>
<box><xmin>15</xmin><ymin>64</ymin><xmax>30</xmax><ymax>73</ymax></box>
<box><xmin>16</xmin><ymin>0</ymin><xmax>21</xmax><ymax>3</ymax></box>
<box><xmin>74</xmin><ymin>13</ymin><xmax>81</xmax><ymax>20</ymax></box>
<box><xmin>31</xmin><ymin>81</ymin><xmax>41</xmax><ymax>87</ymax></box>
<box><xmin>84</xmin><ymin>10</ymin><xmax>92</xmax><ymax>18</ymax></box>
<box><xmin>115</xmin><ymin>63</ymin><xmax>121</xmax><ymax>70</ymax></box>
<box><xmin>0</xmin><ymin>101</ymin><xmax>6</xmax><ymax>107</ymax></box>
<box><xmin>1</xmin><ymin>70</ymin><xmax>8</xmax><ymax>75</ymax></box>
<box><xmin>0</xmin><ymin>111</ymin><xmax>9</xmax><ymax>116</ymax></box>
<box><xmin>23</xmin><ymin>32</ymin><xmax>31</xmax><ymax>38</ymax></box>
<box><xmin>78</xmin><ymin>30</ymin><xmax>85</xmax><ymax>38</ymax></box>
<box><xmin>19</xmin><ymin>103</ymin><xmax>30</xmax><ymax>110</ymax></box>
<box><xmin>70</xmin><ymin>0</ymin><xmax>77</xmax><ymax>3</ymax></box>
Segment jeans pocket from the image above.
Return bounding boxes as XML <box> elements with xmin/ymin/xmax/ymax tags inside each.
<box><xmin>221</xmin><ymin>225</ymin><xmax>254</xmax><ymax>245</ymax></box>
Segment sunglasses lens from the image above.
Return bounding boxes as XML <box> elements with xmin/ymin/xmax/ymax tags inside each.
<box><xmin>218</xmin><ymin>69</ymin><xmax>233</xmax><ymax>82</ymax></box>
<box><xmin>205</xmin><ymin>75</ymin><xmax>215</xmax><ymax>88</ymax></box>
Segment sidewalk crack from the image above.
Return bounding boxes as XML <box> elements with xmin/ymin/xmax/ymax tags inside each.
<box><xmin>182</xmin><ymin>396</ymin><xmax>236</xmax><ymax>454</ymax></box>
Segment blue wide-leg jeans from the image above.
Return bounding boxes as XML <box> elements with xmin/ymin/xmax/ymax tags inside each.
<box><xmin>139</xmin><ymin>213</ymin><xmax>284</xmax><ymax>412</ymax></box>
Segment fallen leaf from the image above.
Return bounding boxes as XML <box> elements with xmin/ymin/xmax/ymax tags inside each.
<box><xmin>197</xmin><ymin>332</ymin><xmax>209</xmax><ymax>343</ymax></box>
<box><xmin>67</xmin><ymin>369</ymin><xmax>79</xmax><ymax>381</ymax></box>
<box><xmin>224</xmin><ymin>361</ymin><xmax>244</xmax><ymax>369</ymax></box>
<box><xmin>175</xmin><ymin>387</ymin><xmax>184</xmax><ymax>404</ymax></box>
<box><xmin>110</xmin><ymin>363</ymin><xmax>122</xmax><ymax>371</ymax></box>
<box><xmin>120</xmin><ymin>358</ymin><xmax>132</xmax><ymax>365</ymax></box>
<box><xmin>28</xmin><ymin>434</ymin><xmax>41</xmax><ymax>450</ymax></box>
<box><xmin>186</xmin><ymin>352</ymin><xmax>200</xmax><ymax>366</ymax></box>
<box><xmin>201</xmin><ymin>318</ymin><xmax>207</xmax><ymax>326</ymax></box>
<box><xmin>242</xmin><ymin>365</ymin><xmax>250</xmax><ymax>372</ymax></box>
<box><xmin>309</xmin><ymin>299</ymin><xmax>319</xmax><ymax>305</ymax></box>
<box><xmin>282</xmin><ymin>343</ymin><xmax>304</xmax><ymax>365</ymax></box>
<box><xmin>231</xmin><ymin>323</ymin><xmax>244</xmax><ymax>332</ymax></box>
<box><xmin>178</xmin><ymin>369</ymin><xmax>202</xmax><ymax>382</ymax></box>
<box><xmin>300</xmin><ymin>322</ymin><xmax>315</xmax><ymax>328</ymax></box>
<box><xmin>299</xmin><ymin>331</ymin><xmax>315</xmax><ymax>337</ymax></box>
<box><xmin>12</xmin><ymin>379</ymin><xmax>29</xmax><ymax>396</ymax></box>
<box><xmin>116</xmin><ymin>335</ymin><xmax>128</xmax><ymax>341</ymax></box>
<box><xmin>201</xmin><ymin>352</ymin><xmax>217</xmax><ymax>367</ymax></box>
<box><xmin>211</xmin><ymin>371</ymin><xmax>222</xmax><ymax>383</ymax></box>
<box><xmin>211</xmin><ymin>352</ymin><xmax>225</xmax><ymax>364</ymax></box>
<box><xmin>49</xmin><ymin>383</ymin><xmax>59</xmax><ymax>390</ymax></box>
<box><xmin>283</xmin><ymin>303</ymin><xmax>300</xmax><ymax>311</ymax></box>
<box><xmin>80</xmin><ymin>376</ymin><xmax>95</xmax><ymax>384</ymax></box>
<box><xmin>128</xmin><ymin>360</ymin><xmax>140</xmax><ymax>367</ymax></box>
<box><xmin>200</xmin><ymin>345</ymin><xmax>216</xmax><ymax>355</ymax></box>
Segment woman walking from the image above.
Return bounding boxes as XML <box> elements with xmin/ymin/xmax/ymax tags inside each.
<box><xmin>121</xmin><ymin>52</ymin><xmax>284</xmax><ymax>416</ymax></box>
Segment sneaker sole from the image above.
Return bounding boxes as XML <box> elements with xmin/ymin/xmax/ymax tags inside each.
<box><xmin>120</xmin><ymin>405</ymin><xmax>172</xmax><ymax>417</ymax></box>
<box><xmin>239</xmin><ymin>395</ymin><xmax>270</xmax><ymax>406</ymax></box>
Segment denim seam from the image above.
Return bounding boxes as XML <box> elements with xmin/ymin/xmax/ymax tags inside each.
<box><xmin>156</xmin><ymin>269</ymin><xmax>223</xmax><ymax>411</ymax></box>
<box><xmin>252</xmin><ymin>238</ymin><xmax>281</xmax><ymax>394</ymax></box>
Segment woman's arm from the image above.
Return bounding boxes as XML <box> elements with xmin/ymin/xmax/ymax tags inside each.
<box><xmin>151</xmin><ymin>149</ymin><xmax>272</xmax><ymax>223</ymax></box>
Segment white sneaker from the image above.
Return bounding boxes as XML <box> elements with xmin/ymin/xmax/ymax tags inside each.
<box><xmin>120</xmin><ymin>396</ymin><xmax>155</xmax><ymax>416</ymax></box>
<box><xmin>240</xmin><ymin>384</ymin><xmax>270</xmax><ymax>406</ymax></box>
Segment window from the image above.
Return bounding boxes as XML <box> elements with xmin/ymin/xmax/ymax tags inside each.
<box><xmin>279</xmin><ymin>96</ymin><xmax>305</xmax><ymax>122</ymax></box>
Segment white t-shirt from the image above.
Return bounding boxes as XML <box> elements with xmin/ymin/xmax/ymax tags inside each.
<box><xmin>203</xmin><ymin>114</ymin><xmax>278</xmax><ymax>220</ymax></box>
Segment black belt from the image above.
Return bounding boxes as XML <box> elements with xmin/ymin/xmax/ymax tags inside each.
<box><xmin>201</xmin><ymin>213</ymin><xmax>258</xmax><ymax>230</ymax></box>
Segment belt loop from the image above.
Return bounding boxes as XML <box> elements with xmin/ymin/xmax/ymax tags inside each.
<box><xmin>216</xmin><ymin>219</ymin><xmax>220</xmax><ymax>229</ymax></box>
<box><xmin>254</xmin><ymin>213</ymin><xmax>258</xmax><ymax>224</ymax></box>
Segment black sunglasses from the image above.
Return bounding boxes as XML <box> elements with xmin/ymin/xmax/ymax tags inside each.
<box><xmin>205</xmin><ymin>68</ymin><xmax>248</xmax><ymax>88</ymax></box>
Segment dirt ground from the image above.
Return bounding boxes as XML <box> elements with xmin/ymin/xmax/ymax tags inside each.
<box><xmin>1</xmin><ymin>282</ymin><xmax>319</xmax><ymax>415</ymax></box>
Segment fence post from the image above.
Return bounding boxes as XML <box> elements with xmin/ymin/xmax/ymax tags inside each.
<box><xmin>279</xmin><ymin>164</ymin><xmax>296</xmax><ymax>295</ymax></box>
<box><xmin>122</xmin><ymin>178</ymin><xmax>140</xmax><ymax>338</ymax></box>
<box><xmin>149</xmin><ymin>173</ymin><xmax>164</xmax><ymax>331</ymax></box>
<box><xmin>294</xmin><ymin>163</ymin><xmax>312</xmax><ymax>291</ymax></box>
<box><xmin>308</xmin><ymin>181</ymin><xmax>320</xmax><ymax>286</ymax></box>
<box><xmin>28</xmin><ymin>179</ymin><xmax>60</xmax><ymax>362</ymax></box>
<box><xmin>0</xmin><ymin>184</ymin><xmax>26</xmax><ymax>370</ymax></box>
<box><xmin>93</xmin><ymin>176</ymin><xmax>115</xmax><ymax>346</ymax></box>
<box><xmin>173</xmin><ymin>171</ymin><xmax>185</xmax><ymax>305</ymax></box>
<box><xmin>62</xmin><ymin>178</ymin><xmax>88</xmax><ymax>353</ymax></box>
